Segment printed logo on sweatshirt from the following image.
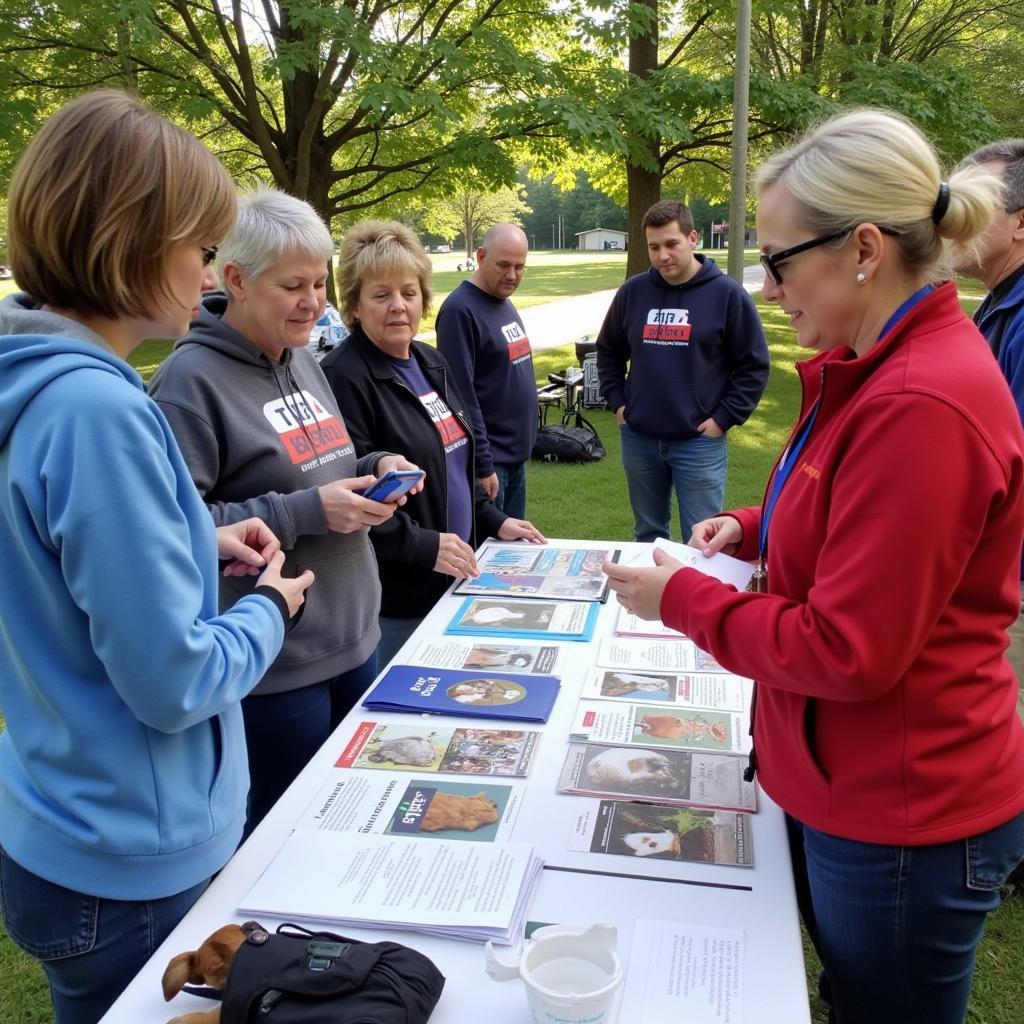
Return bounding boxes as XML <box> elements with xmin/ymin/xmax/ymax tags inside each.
<box><xmin>262</xmin><ymin>389</ymin><xmax>352</xmax><ymax>466</ymax></box>
<box><xmin>417</xmin><ymin>389</ymin><xmax>469</xmax><ymax>454</ymax></box>
<box><xmin>642</xmin><ymin>307</ymin><xmax>691</xmax><ymax>345</ymax></box>
<box><xmin>501</xmin><ymin>321</ymin><xmax>532</xmax><ymax>363</ymax></box>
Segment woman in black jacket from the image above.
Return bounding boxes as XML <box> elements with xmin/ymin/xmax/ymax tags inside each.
<box><xmin>321</xmin><ymin>221</ymin><xmax>545</xmax><ymax>664</ymax></box>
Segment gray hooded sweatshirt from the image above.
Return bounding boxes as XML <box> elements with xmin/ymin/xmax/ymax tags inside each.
<box><xmin>149</xmin><ymin>296</ymin><xmax>386</xmax><ymax>694</ymax></box>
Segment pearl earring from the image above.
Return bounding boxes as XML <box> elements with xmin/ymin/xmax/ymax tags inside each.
<box><xmin>856</xmin><ymin>272</ymin><xmax>866</xmax><ymax>285</ymax></box>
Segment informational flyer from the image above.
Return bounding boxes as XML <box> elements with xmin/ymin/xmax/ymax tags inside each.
<box><xmin>410</xmin><ymin>638</ymin><xmax>566</xmax><ymax>677</ymax></box>
<box><xmin>297</xmin><ymin>771</ymin><xmax>524</xmax><ymax>843</ymax></box>
<box><xmin>597</xmin><ymin>636</ymin><xmax>732</xmax><ymax>675</ymax></box>
<box><xmin>620</xmin><ymin>919</ymin><xmax>745</xmax><ymax>1024</ymax></box>
<box><xmin>568</xmin><ymin>799</ymin><xmax>753</xmax><ymax>868</ymax></box>
<box><xmin>241</xmin><ymin>830</ymin><xmax>543</xmax><ymax>944</ymax></box>
<box><xmin>557</xmin><ymin>743</ymin><xmax>757</xmax><ymax>813</ymax></box>
<box><xmin>446</xmin><ymin>597</ymin><xmax>600</xmax><ymax>643</ymax></box>
<box><xmin>614</xmin><ymin>607</ymin><xmax>686</xmax><ymax>640</ymax></box>
<box><xmin>570</xmin><ymin>700</ymin><xmax>747</xmax><ymax>754</ymax></box>
<box><xmin>337</xmin><ymin>720</ymin><xmax>540</xmax><ymax>777</ymax></box>
<box><xmin>454</xmin><ymin>544</ymin><xmax>619</xmax><ymax>602</ymax></box>
<box><xmin>623</xmin><ymin>538</ymin><xmax>756</xmax><ymax>592</ymax></box>
<box><xmin>581</xmin><ymin>669</ymin><xmax>746</xmax><ymax>713</ymax></box>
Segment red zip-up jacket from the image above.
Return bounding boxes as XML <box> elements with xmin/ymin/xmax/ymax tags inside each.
<box><xmin>661</xmin><ymin>283</ymin><xmax>1024</xmax><ymax>845</ymax></box>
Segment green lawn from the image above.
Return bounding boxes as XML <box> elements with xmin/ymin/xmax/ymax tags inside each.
<box><xmin>1</xmin><ymin>263</ymin><xmax>1022</xmax><ymax>1024</ymax></box>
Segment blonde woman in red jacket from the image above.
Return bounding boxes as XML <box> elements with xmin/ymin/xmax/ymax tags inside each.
<box><xmin>605</xmin><ymin>108</ymin><xmax>1024</xmax><ymax>1024</ymax></box>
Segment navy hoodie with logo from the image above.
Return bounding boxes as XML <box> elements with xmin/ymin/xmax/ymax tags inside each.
<box><xmin>596</xmin><ymin>257</ymin><xmax>769</xmax><ymax>440</ymax></box>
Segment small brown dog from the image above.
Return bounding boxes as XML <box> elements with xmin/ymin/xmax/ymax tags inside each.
<box><xmin>162</xmin><ymin>921</ymin><xmax>262</xmax><ymax>1024</ymax></box>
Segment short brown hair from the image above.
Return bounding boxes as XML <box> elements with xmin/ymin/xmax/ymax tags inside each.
<box><xmin>336</xmin><ymin>220</ymin><xmax>433</xmax><ymax>327</ymax></box>
<box><xmin>642</xmin><ymin>200</ymin><xmax>695</xmax><ymax>235</ymax></box>
<box><xmin>8</xmin><ymin>89</ymin><xmax>236</xmax><ymax>319</ymax></box>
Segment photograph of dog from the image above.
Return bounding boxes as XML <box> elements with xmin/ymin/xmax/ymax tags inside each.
<box><xmin>161</xmin><ymin>920</ymin><xmax>263</xmax><ymax>1024</ymax></box>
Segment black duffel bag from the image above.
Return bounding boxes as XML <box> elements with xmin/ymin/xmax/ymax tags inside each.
<box><xmin>532</xmin><ymin>412</ymin><xmax>606</xmax><ymax>463</ymax></box>
<box><xmin>183</xmin><ymin>922</ymin><xmax>445</xmax><ymax>1023</ymax></box>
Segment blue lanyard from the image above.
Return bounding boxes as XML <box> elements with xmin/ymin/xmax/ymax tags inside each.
<box><xmin>758</xmin><ymin>284</ymin><xmax>933</xmax><ymax>559</ymax></box>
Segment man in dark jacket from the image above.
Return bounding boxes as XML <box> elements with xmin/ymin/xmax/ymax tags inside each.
<box><xmin>596</xmin><ymin>200</ymin><xmax>770</xmax><ymax>542</ymax></box>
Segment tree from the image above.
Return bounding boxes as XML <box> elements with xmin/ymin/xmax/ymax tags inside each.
<box><xmin>420</xmin><ymin>186</ymin><xmax>530</xmax><ymax>255</ymax></box>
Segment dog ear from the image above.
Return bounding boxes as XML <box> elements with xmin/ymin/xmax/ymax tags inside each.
<box><xmin>162</xmin><ymin>951</ymin><xmax>199</xmax><ymax>1001</ymax></box>
<box><xmin>196</xmin><ymin>939</ymin><xmax>240</xmax><ymax>990</ymax></box>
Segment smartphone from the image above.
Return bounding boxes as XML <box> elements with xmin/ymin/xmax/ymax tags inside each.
<box><xmin>361</xmin><ymin>469</ymin><xmax>424</xmax><ymax>502</ymax></box>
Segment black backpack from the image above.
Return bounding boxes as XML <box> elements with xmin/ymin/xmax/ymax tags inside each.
<box><xmin>184</xmin><ymin>922</ymin><xmax>444</xmax><ymax>1023</ymax></box>
<box><xmin>532</xmin><ymin>412</ymin><xmax>606</xmax><ymax>464</ymax></box>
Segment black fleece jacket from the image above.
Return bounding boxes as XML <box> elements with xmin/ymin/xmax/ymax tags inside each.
<box><xmin>321</xmin><ymin>328</ymin><xmax>507</xmax><ymax>618</ymax></box>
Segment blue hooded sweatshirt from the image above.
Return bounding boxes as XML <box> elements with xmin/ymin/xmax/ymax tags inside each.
<box><xmin>0</xmin><ymin>294</ymin><xmax>285</xmax><ymax>900</ymax></box>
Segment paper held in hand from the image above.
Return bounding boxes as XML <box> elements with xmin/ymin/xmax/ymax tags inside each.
<box><xmin>240</xmin><ymin>830</ymin><xmax>543</xmax><ymax>945</ymax></box>
<box><xmin>624</xmin><ymin>538</ymin><xmax>756</xmax><ymax>592</ymax></box>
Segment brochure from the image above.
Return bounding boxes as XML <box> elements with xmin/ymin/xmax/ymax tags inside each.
<box><xmin>557</xmin><ymin>742</ymin><xmax>757</xmax><ymax>812</ymax></box>
<box><xmin>581</xmin><ymin>669</ymin><xmax>747</xmax><ymax>712</ymax></box>
<box><xmin>362</xmin><ymin>664</ymin><xmax>560</xmax><ymax>723</ymax></box>
<box><xmin>570</xmin><ymin>700</ymin><xmax>747</xmax><ymax>754</ymax></box>
<box><xmin>454</xmin><ymin>544</ymin><xmax>620</xmax><ymax>602</ymax></box>
<box><xmin>446</xmin><ymin>597</ymin><xmax>600</xmax><ymax>643</ymax></box>
<box><xmin>296</xmin><ymin>771</ymin><xmax>524</xmax><ymax>844</ymax></box>
<box><xmin>615</xmin><ymin>606</ymin><xmax>686</xmax><ymax>640</ymax></box>
<box><xmin>337</xmin><ymin>720</ymin><xmax>539</xmax><ymax>777</ymax></box>
<box><xmin>596</xmin><ymin>636</ymin><xmax>733</xmax><ymax>675</ymax></box>
<box><xmin>568</xmin><ymin>798</ymin><xmax>753</xmax><ymax>868</ymax></box>
<box><xmin>409</xmin><ymin>638</ymin><xmax>565</xmax><ymax>677</ymax></box>
<box><xmin>240</xmin><ymin>830</ymin><xmax>543</xmax><ymax>945</ymax></box>
<box><xmin>622</xmin><ymin>538</ymin><xmax>756</xmax><ymax>592</ymax></box>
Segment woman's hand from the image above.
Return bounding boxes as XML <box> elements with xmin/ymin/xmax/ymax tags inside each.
<box><xmin>216</xmin><ymin>518</ymin><xmax>281</xmax><ymax>577</ymax></box>
<box><xmin>434</xmin><ymin>533</ymin><xmax>480</xmax><ymax>579</ymax></box>
<box><xmin>688</xmin><ymin>515</ymin><xmax>743</xmax><ymax>557</ymax></box>
<box><xmin>496</xmin><ymin>518</ymin><xmax>546</xmax><ymax>544</ymax></box>
<box><xmin>257</xmin><ymin>550</ymin><xmax>315</xmax><ymax>618</ymax></box>
<box><xmin>375</xmin><ymin>454</ymin><xmax>425</xmax><ymax>499</ymax></box>
<box><xmin>319</xmin><ymin>478</ymin><xmax>397</xmax><ymax>532</ymax></box>
<box><xmin>602</xmin><ymin>548</ymin><xmax>683</xmax><ymax>621</ymax></box>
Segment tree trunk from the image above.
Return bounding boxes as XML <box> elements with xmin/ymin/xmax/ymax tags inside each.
<box><xmin>625</xmin><ymin>0</ymin><xmax>660</xmax><ymax>279</ymax></box>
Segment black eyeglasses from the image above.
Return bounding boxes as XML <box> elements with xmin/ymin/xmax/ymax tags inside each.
<box><xmin>201</xmin><ymin>246</ymin><xmax>218</xmax><ymax>266</ymax></box>
<box><xmin>759</xmin><ymin>229</ymin><xmax>850</xmax><ymax>286</ymax></box>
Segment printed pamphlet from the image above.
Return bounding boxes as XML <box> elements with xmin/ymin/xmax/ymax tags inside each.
<box><xmin>454</xmin><ymin>544</ymin><xmax>620</xmax><ymax>602</ymax></box>
<box><xmin>596</xmin><ymin>636</ymin><xmax>733</xmax><ymax>675</ymax></box>
<box><xmin>446</xmin><ymin>597</ymin><xmax>600</xmax><ymax>643</ymax></box>
<box><xmin>581</xmin><ymin>668</ymin><xmax>747</xmax><ymax>713</ymax></box>
<box><xmin>362</xmin><ymin>664</ymin><xmax>560</xmax><ymax>723</ymax></box>
<box><xmin>570</xmin><ymin>700</ymin><xmax>748</xmax><ymax>754</ymax></box>
<box><xmin>337</xmin><ymin>720</ymin><xmax>539</xmax><ymax>777</ymax></box>
<box><xmin>409</xmin><ymin>638</ymin><xmax>565</xmax><ymax>677</ymax></box>
<box><xmin>568</xmin><ymin>798</ymin><xmax>753</xmax><ymax>868</ymax></box>
<box><xmin>557</xmin><ymin>742</ymin><xmax>757</xmax><ymax>812</ymax></box>
<box><xmin>615</xmin><ymin>606</ymin><xmax>686</xmax><ymax>640</ymax></box>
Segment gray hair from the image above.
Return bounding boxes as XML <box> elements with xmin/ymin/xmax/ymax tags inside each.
<box><xmin>960</xmin><ymin>139</ymin><xmax>1024</xmax><ymax>214</ymax></box>
<box><xmin>219</xmin><ymin>185</ymin><xmax>333</xmax><ymax>279</ymax></box>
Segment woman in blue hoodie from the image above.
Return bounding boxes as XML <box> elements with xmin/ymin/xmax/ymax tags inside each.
<box><xmin>0</xmin><ymin>92</ymin><xmax>313</xmax><ymax>1024</ymax></box>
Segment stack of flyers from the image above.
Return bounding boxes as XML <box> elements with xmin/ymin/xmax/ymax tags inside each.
<box><xmin>408</xmin><ymin>638</ymin><xmax>565</xmax><ymax>677</ymax></box>
<box><xmin>581</xmin><ymin>668</ymin><xmax>747</xmax><ymax>712</ymax></box>
<box><xmin>570</xmin><ymin>700</ymin><xmax>749</xmax><ymax>755</ymax></box>
<box><xmin>614</xmin><ymin>606</ymin><xmax>686</xmax><ymax>640</ymax></box>
<box><xmin>557</xmin><ymin>742</ymin><xmax>757</xmax><ymax>813</ymax></box>
<box><xmin>596</xmin><ymin>636</ymin><xmax>731</xmax><ymax>675</ymax></box>
<box><xmin>338</xmin><ymin>721</ymin><xmax>540</xmax><ymax>777</ymax></box>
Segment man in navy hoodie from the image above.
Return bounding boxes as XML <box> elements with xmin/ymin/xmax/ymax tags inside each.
<box><xmin>597</xmin><ymin>200</ymin><xmax>770</xmax><ymax>542</ymax></box>
<box><xmin>437</xmin><ymin>223</ymin><xmax>538</xmax><ymax>518</ymax></box>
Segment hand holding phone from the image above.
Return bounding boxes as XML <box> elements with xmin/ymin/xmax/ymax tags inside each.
<box><xmin>360</xmin><ymin>469</ymin><xmax>425</xmax><ymax>503</ymax></box>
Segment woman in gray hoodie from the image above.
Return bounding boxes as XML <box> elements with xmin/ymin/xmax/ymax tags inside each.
<box><xmin>150</xmin><ymin>187</ymin><xmax>420</xmax><ymax>829</ymax></box>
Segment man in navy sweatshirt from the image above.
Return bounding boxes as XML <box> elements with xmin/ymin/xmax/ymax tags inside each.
<box><xmin>596</xmin><ymin>200</ymin><xmax>770</xmax><ymax>542</ymax></box>
<box><xmin>437</xmin><ymin>223</ymin><xmax>538</xmax><ymax>518</ymax></box>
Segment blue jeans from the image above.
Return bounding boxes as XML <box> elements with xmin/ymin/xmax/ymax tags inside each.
<box><xmin>787</xmin><ymin>811</ymin><xmax>1024</xmax><ymax>1024</ymax></box>
<box><xmin>0</xmin><ymin>845</ymin><xmax>208</xmax><ymax>1024</ymax></box>
<box><xmin>377</xmin><ymin>615</ymin><xmax>422</xmax><ymax>668</ymax></box>
<box><xmin>241</xmin><ymin>651</ymin><xmax>378</xmax><ymax>833</ymax></box>
<box><xmin>619</xmin><ymin>425</ymin><xmax>727</xmax><ymax>542</ymax></box>
<box><xmin>494</xmin><ymin>462</ymin><xmax>527</xmax><ymax>519</ymax></box>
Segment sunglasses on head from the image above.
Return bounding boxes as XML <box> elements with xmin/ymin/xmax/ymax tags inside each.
<box><xmin>201</xmin><ymin>246</ymin><xmax>218</xmax><ymax>267</ymax></box>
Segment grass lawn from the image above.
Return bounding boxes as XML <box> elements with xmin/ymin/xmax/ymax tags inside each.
<box><xmin>1</xmin><ymin>263</ymin><xmax>1022</xmax><ymax>1023</ymax></box>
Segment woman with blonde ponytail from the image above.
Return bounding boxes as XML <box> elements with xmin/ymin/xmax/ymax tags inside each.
<box><xmin>604</xmin><ymin>108</ymin><xmax>1024</xmax><ymax>1024</ymax></box>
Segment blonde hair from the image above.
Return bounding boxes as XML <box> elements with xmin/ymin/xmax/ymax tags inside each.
<box><xmin>7</xmin><ymin>89</ymin><xmax>236</xmax><ymax>319</ymax></box>
<box><xmin>336</xmin><ymin>220</ymin><xmax>433</xmax><ymax>327</ymax></box>
<box><xmin>755</xmin><ymin>108</ymin><xmax>1001</xmax><ymax>277</ymax></box>
<box><xmin>220</xmin><ymin>186</ymin><xmax>333</xmax><ymax>280</ymax></box>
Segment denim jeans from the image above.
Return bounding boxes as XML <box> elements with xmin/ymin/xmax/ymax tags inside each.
<box><xmin>619</xmin><ymin>425</ymin><xmax>727</xmax><ymax>542</ymax></box>
<box><xmin>0</xmin><ymin>845</ymin><xmax>208</xmax><ymax>1024</ymax></box>
<box><xmin>241</xmin><ymin>651</ymin><xmax>378</xmax><ymax>833</ymax></box>
<box><xmin>494</xmin><ymin>461</ymin><xmax>528</xmax><ymax>519</ymax></box>
<box><xmin>787</xmin><ymin>810</ymin><xmax>1024</xmax><ymax>1024</ymax></box>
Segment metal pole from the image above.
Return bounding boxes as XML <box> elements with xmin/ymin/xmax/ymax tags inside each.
<box><xmin>728</xmin><ymin>0</ymin><xmax>752</xmax><ymax>284</ymax></box>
